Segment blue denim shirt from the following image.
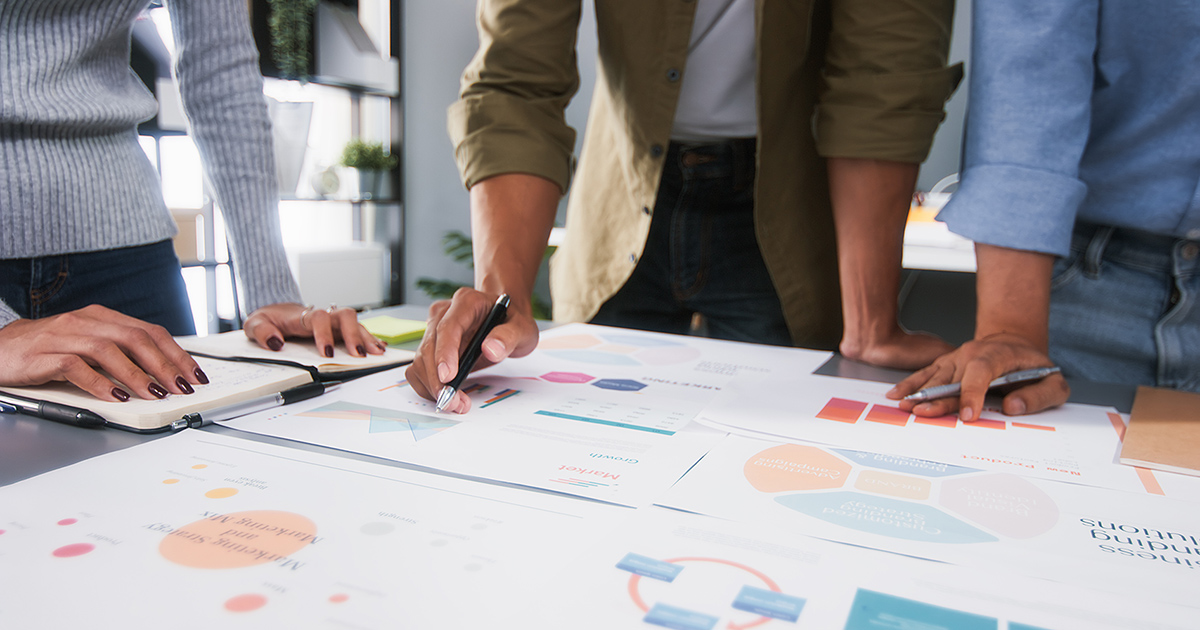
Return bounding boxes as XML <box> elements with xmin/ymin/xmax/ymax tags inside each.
<box><xmin>938</xmin><ymin>1</ymin><xmax>1200</xmax><ymax>257</ymax></box>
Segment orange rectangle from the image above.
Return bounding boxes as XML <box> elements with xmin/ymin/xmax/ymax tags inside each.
<box><xmin>1011</xmin><ymin>422</ymin><xmax>1055</xmax><ymax>432</ymax></box>
<box><xmin>964</xmin><ymin>419</ymin><xmax>1007</xmax><ymax>430</ymax></box>
<box><xmin>816</xmin><ymin>398</ymin><xmax>867</xmax><ymax>424</ymax></box>
<box><xmin>864</xmin><ymin>405</ymin><xmax>910</xmax><ymax>427</ymax></box>
<box><xmin>914</xmin><ymin>415</ymin><xmax>957</xmax><ymax>428</ymax></box>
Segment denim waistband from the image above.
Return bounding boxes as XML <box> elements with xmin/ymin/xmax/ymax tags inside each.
<box><xmin>1072</xmin><ymin>221</ymin><xmax>1200</xmax><ymax>275</ymax></box>
<box><xmin>668</xmin><ymin>138</ymin><xmax>756</xmax><ymax>191</ymax></box>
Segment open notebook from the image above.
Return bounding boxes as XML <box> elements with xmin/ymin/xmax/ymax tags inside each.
<box><xmin>0</xmin><ymin>356</ymin><xmax>313</xmax><ymax>432</ymax></box>
<box><xmin>1</xmin><ymin>332</ymin><xmax>414</xmax><ymax>433</ymax></box>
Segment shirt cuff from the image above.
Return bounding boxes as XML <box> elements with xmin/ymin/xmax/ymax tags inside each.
<box><xmin>817</xmin><ymin>64</ymin><xmax>963</xmax><ymax>163</ymax></box>
<box><xmin>448</xmin><ymin>94</ymin><xmax>577</xmax><ymax>193</ymax></box>
<box><xmin>937</xmin><ymin>163</ymin><xmax>1088</xmax><ymax>257</ymax></box>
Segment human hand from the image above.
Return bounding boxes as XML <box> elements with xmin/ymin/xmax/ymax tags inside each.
<box><xmin>242</xmin><ymin>302</ymin><xmax>387</xmax><ymax>359</ymax></box>
<box><xmin>886</xmin><ymin>333</ymin><xmax>1070</xmax><ymax>421</ymax></box>
<box><xmin>405</xmin><ymin>288</ymin><xmax>539</xmax><ymax>414</ymax></box>
<box><xmin>0</xmin><ymin>305</ymin><xmax>206</xmax><ymax>401</ymax></box>
<box><xmin>839</xmin><ymin>329</ymin><xmax>955</xmax><ymax>371</ymax></box>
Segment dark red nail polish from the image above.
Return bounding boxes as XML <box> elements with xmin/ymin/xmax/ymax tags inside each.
<box><xmin>112</xmin><ymin>388</ymin><xmax>130</xmax><ymax>402</ymax></box>
<box><xmin>267</xmin><ymin>337</ymin><xmax>284</xmax><ymax>351</ymax></box>
<box><xmin>324</xmin><ymin>345</ymin><xmax>334</xmax><ymax>358</ymax></box>
<box><xmin>356</xmin><ymin>345</ymin><xmax>366</xmax><ymax>356</ymax></box>
<box><xmin>149</xmin><ymin>383</ymin><xmax>168</xmax><ymax>399</ymax></box>
<box><xmin>194</xmin><ymin>368</ymin><xmax>209</xmax><ymax>385</ymax></box>
<box><xmin>176</xmin><ymin>376</ymin><xmax>194</xmax><ymax>394</ymax></box>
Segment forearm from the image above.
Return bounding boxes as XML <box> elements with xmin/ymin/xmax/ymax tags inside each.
<box><xmin>973</xmin><ymin>243</ymin><xmax>1055</xmax><ymax>350</ymax></box>
<box><xmin>828</xmin><ymin>157</ymin><xmax>917</xmax><ymax>344</ymax></box>
<box><xmin>469</xmin><ymin>173</ymin><xmax>561</xmax><ymax>318</ymax></box>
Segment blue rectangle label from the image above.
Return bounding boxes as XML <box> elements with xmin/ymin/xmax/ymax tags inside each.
<box><xmin>643</xmin><ymin>603</ymin><xmax>718</xmax><ymax>630</ymax></box>
<box><xmin>615</xmin><ymin>553</ymin><xmax>682</xmax><ymax>582</ymax></box>
<box><xmin>731</xmin><ymin>585</ymin><xmax>806</xmax><ymax>622</ymax></box>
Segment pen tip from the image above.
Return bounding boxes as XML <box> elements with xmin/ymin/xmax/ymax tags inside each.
<box><xmin>435</xmin><ymin>386</ymin><xmax>454</xmax><ymax>413</ymax></box>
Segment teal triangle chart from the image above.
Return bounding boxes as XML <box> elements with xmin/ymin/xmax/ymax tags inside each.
<box><xmin>300</xmin><ymin>401</ymin><xmax>458</xmax><ymax>441</ymax></box>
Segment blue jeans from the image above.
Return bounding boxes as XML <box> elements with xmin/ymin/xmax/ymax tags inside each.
<box><xmin>0</xmin><ymin>239</ymin><xmax>196</xmax><ymax>335</ymax></box>
<box><xmin>1049</xmin><ymin>223</ymin><xmax>1200</xmax><ymax>391</ymax></box>
<box><xmin>589</xmin><ymin>139</ymin><xmax>792</xmax><ymax>346</ymax></box>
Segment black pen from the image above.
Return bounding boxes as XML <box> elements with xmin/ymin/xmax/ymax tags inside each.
<box><xmin>0</xmin><ymin>391</ymin><xmax>108</xmax><ymax>429</ymax></box>
<box><xmin>171</xmin><ymin>381</ymin><xmax>335</xmax><ymax>430</ymax></box>
<box><xmin>436</xmin><ymin>293</ymin><xmax>510</xmax><ymax>412</ymax></box>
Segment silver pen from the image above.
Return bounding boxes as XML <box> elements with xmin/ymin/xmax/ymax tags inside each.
<box><xmin>171</xmin><ymin>381</ymin><xmax>337</xmax><ymax>430</ymax></box>
<box><xmin>903</xmin><ymin>366</ymin><xmax>1062</xmax><ymax>403</ymax></box>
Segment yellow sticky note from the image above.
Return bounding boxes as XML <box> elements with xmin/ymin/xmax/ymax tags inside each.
<box><xmin>360</xmin><ymin>315</ymin><xmax>426</xmax><ymax>345</ymax></box>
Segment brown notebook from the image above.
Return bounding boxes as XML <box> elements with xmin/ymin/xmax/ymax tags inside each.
<box><xmin>1119</xmin><ymin>386</ymin><xmax>1200</xmax><ymax>477</ymax></box>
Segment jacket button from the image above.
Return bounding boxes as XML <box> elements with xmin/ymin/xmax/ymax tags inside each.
<box><xmin>642</xmin><ymin>206</ymin><xmax>652</xmax><ymax>215</ymax></box>
<box><xmin>650</xmin><ymin>144</ymin><xmax>664</xmax><ymax>158</ymax></box>
<box><xmin>667</xmin><ymin>68</ymin><xmax>680</xmax><ymax>82</ymax></box>
<box><xmin>629</xmin><ymin>253</ymin><xmax>638</xmax><ymax>264</ymax></box>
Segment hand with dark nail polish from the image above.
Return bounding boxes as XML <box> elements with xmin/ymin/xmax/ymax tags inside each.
<box><xmin>149</xmin><ymin>383</ymin><xmax>169</xmax><ymax>399</ymax></box>
<box><xmin>194</xmin><ymin>368</ymin><xmax>210</xmax><ymax>384</ymax></box>
<box><xmin>175</xmin><ymin>376</ymin><xmax>195</xmax><ymax>394</ymax></box>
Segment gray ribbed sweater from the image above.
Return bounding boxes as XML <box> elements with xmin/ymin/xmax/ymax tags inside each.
<box><xmin>0</xmin><ymin>0</ymin><xmax>301</xmax><ymax>329</ymax></box>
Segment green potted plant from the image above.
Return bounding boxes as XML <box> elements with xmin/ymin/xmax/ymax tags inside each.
<box><xmin>266</xmin><ymin>0</ymin><xmax>318</xmax><ymax>82</ymax></box>
<box><xmin>339</xmin><ymin>139</ymin><xmax>398</xmax><ymax>200</ymax></box>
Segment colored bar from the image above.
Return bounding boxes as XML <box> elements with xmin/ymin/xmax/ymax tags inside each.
<box><xmin>914</xmin><ymin>415</ymin><xmax>958</xmax><ymax>428</ymax></box>
<box><xmin>461</xmin><ymin>383</ymin><xmax>489</xmax><ymax>395</ymax></box>
<box><xmin>1135</xmin><ymin>467</ymin><xmax>1165</xmax><ymax>496</ymax></box>
<box><xmin>731</xmin><ymin>585</ymin><xmax>806</xmax><ymax>622</ymax></box>
<box><xmin>1107</xmin><ymin>412</ymin><xmax>1127</xmax><ymax>440</ymax></box>
<box><xmin>643</xmin><ymin>603</ymin><xmax>718</xmax><ymax>630</ymax></box>
<box><xmin>481</xmin><ymin>389</ymin><xmax>520</xmax><ymax>408</ymax></box>
<box><xmin>1011</xmin><ymin>422</ymin><xmax>1055</xmax><ymax>432</ymax></box>
<box><xmin>616</xmin><ymin>553</ymin><xmax>682</xmax><ymax>582</ymax></box>
<box><xmin>534</xmin><ymin>410</ymin><xmax>674</xmax><ymax>435</ymax></box>
<box><xmin>864</xmin><ymin>405</ymin><xmax>910</xmax><ymax>427</ymax></box>
<box><xmin>962</xmin><ymin>419</ymin><xmax>1006</xmax><ymax>430</ymax></box>
<box><xmin>816</xmin><ymin>398</ymin><xmax>868</xmax><ymax>423</ymax></box>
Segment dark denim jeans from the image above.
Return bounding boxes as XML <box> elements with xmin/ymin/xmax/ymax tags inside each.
<box><xmin>0</xmin><ymin>239</ymin><xmax>195</xmax><ymax>335</ymax></box>
<box><xmin>590</xmin><ymin>139</ymin><xmax>791</xmax><ymax>346</ymax></box>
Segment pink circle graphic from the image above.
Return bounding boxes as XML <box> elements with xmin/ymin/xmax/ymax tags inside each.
<box><xmin>224</xmin><ymin>593</ymin><xmax>268</xmax><ymax>613</ymax></box>
<box><xmin>53</xmin><ymin>543</ymin><xmax>95</xmax><ymax>558</ymax></box>
<box><xmin>57</xmin><ymin>518</ymin><xmax>78</xmax><ymax>526</ymax></box>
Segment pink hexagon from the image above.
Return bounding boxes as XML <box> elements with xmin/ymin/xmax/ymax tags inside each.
<box><xmin>540</xmin><ymin>371</ymin><xmax>595</xmax><ymax>384</ymax></box>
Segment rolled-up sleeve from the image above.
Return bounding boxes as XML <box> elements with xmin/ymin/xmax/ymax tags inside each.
<box><xmin>816</xmin><ymin>0</ymin><xmax>963</xmax><ymax>163</ymax></box>
<box><xmin>937</xmin><ymin>0</ymin><xmax>1098</xmax><ymax>257</ymax></box>
<box><xmin>447</xmin><ymin>0</ymin><xmax>582</xmax><ymax>193</ymax></box>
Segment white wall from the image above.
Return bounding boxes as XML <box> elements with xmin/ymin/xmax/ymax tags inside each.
<box><xmin>401</xmin><ymin>0</ymin><xmax>597</xmax><ymax>306</ymax></box>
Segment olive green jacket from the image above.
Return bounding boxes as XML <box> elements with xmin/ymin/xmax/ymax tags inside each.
<box><xmin>449</xmin><ymin>0</ymin><xmax>961</xmax><ymax>349</ymax></box>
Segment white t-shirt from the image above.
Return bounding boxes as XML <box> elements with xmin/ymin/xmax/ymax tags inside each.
<box><xmin>670</xmin><ymin>0</ymin><xmax>757</xmax><ymax>142</ymax></box>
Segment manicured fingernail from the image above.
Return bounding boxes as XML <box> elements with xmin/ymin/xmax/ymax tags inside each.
<box><xmin>356</xmin><ymin>345</ymin><xmax>366</xmax><ymax>357</ymax></box>
<box><xmin>324</xmin><ymin>345</ymin><xmax>334</xmax><ymax>358</ymax></box>
<box><xmin>961</xmin><ymin>407</ymin><xmax>974</xmax><ymax>422</ymax></box>
<box><xmin>112</xmin><ymin>388</ymin><xmax>130</xmax><ymax>402</ymax></box>
<box><xmin>482</xmin><ymin>339</ymin><xmax>505</xmax><ymax>359</ymax></box>
<box><xmin>1009</xmin><ymin>399</ymin><xmax>1026</xmax><ymax>415</ymax></box>
<box><xmin>267</xmin><ymin>337</ymin><xmax>284</xmax><ymax>351</ymax></box>
<box><xmin>149</xmin><ymin>383</ymin><xmax>168</xmax><ymax>399</ymax></box>
<box><xmin>175</xmin><ymin>376</ymin><xmax>194</xmax><ymax>394</ymax></box>
<box><xmin>194</xmin><ymin>368</ymin><xmax>209</xmax><ymax>384</ymax></box>
<box><xmin>437</xmin><ymin>362</ymin><xmax>451</xmax><ymax>383</ymax></box>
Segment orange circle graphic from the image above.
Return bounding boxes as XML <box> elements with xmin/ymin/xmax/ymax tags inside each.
<box><xmin>159</xmin><ymin>510</ymin><xmax>316</xmax><ymax>569</ymax></box>
<box><xmin>163</xmin><ymin>479</ymin><xmax>180</xmax><ymax>485</ymax></box>
<box><xmin>205</xmin><ymin>487</ymin><xmax>239</xmax><ymax>499</ymax></box>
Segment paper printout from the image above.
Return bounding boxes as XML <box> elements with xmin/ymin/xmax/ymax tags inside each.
<box><xmin>0</xmin><ymin>431</ymin><xmax>625</xmax><ymax>629</ymax></box>
<box><xmin>515</xmin><ymin>507</ymin><xmax>1195</xmax><ymax>630</ymax></box>
<box><xmin>658</xmin><ymin>434</ymin><xmax>1200</xmax><ymax>605</ymax></box>
<box><xmin>223</xmin><ymin>324</ymin><xmax>833</xmax><ymax>506</ymax></box>
<box><xmin>698</xmin><ymin>366</ymin><xmax>1200</xmax><ymax>501</ymax></box>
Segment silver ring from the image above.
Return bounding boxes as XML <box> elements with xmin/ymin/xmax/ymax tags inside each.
<box><xmin>300</xmin><ymin>305</ymin><xmax>315</xmax><ymax>326</ymax></box>
<box><xmin>326</xmin><ymin>303</ymin><xmax>338</xmax><ymax>313</ymax></box>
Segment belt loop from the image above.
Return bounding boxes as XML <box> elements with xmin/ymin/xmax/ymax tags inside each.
<box><xmin>1083</xmin><ymin>225</ymin><xmax>1114</xmax><ymax>277</ymax></box>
